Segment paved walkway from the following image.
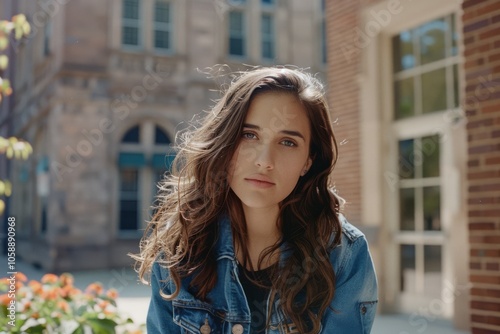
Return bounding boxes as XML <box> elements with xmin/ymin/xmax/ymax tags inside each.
<box><xmin>2</xmin><ymin>256</ymin><xmax>470</xmax><ymax>333</ymax></box>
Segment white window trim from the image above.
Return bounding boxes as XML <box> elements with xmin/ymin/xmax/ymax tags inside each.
<box><xmin>359</xmin><ymin>0</ymin><xmax>468</xmax><ymax>327</ymax></box>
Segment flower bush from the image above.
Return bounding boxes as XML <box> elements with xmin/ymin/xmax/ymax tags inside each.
<box><xmin>0</xmin><ymin>272</ymin><xmax>144</xmax><ymax>333</ymax></box>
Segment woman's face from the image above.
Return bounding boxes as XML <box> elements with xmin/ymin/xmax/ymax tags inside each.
<box><xmin>228</xmin><ymin>92</ymin><xmax>312</xmax><ymax>211</ymax></box>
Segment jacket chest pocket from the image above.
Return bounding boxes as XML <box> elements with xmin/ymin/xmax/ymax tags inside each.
<box><xmin>173</xmin><ymin>301</ymin><xmax>248</xmax><ymax>334</ymax></box>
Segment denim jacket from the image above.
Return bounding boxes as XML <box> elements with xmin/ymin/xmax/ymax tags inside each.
<box><xmin>147</xmin><ymin>215</ymin><xmax>378</xmax><ymax>333</ymax></box>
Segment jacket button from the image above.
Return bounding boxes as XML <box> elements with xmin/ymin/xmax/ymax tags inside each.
<box><xmin>200</xmin><ymin>319</ymin><xmax>211</xmax><ymax>334</ymax></box>
<box><xmin>361</xmin><ymin>306</ymin><xmax>367</xmax><ymax>315</ymax></box>
<box><xmin>232</xmin><ymin>324</ymin><xmax>244</xmax><ymax>334</ymax></box>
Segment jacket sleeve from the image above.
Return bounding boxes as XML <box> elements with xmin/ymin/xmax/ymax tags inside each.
<box><xmin>147</xmin><ymin>262</ymin><xmax>181</xmax><ymax>334</ymax></box>
<box><xmin>321</xmin><ymin>235</ymin><xmax>378</xmax><ymax>334</ymax></box>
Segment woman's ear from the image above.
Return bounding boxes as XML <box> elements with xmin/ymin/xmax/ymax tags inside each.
<box><xmin>301</xmin><ymin>157</ymin><xmax>313</xmax><ymax>176</ymax></box>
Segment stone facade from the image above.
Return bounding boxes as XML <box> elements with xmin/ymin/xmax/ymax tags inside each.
<box><xmin>1</xmin><ymin>0</ymin><xmax>327</xmax><ymax>271</ymax></box>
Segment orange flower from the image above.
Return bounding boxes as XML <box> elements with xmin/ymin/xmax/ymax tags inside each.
<box><xmin>68</xmin><ymin>287</ymin><xmax>82</xmax><ymax>298</ymax></box>
<box><xmin>0</xmin><ymin>293</ymin><xmax>11</xmax><ymax>306</ymax></box>
<box><xmin>98</xmin><ymin>300</ymin><xmax>109</xmax><ymax>310</ymax></box>
<box><xmin>15</xmin><ymin>272</ymin><xmax>27</xmax><ymax>282</ymax></box>
<box><xmin>106</xmin><ymin>288</ymin><xmax>119</xmax><ymax>299</ymax></box>
<box><xmin>32</xmin><ymin>312</ymin><xmax>39</xmax><ymax>319</ymax></box>
<box><xmin>41</xmin><ymin>273</ymin><xmax>59</xmax><ymax>284</ymax></box>
<box><xmin>59</xmin><ymin>273</ymin><xmax>74</xmax><ymax>287</ymax></box>
<box><xmin>21</xmin><ymin>301</ymin><xmax>31</xmax><ymax>312</ymax></box>
<box><xmin>28</xmin><ymin>280</ymin><xmax>43</xmax><ymax>294</ymax></box>
<box><xmin>85</xmin><ymin>282</ymin><xmax>104</xmax><ymax>296</ymax></box>
<box><xmin>56</xmin><ymin>300</ymin><xmax>70</xmax><ymax>313</ymax></box>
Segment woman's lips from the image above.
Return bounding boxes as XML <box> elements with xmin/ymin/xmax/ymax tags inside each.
<box><xmin>244</xmin><ymin>178</ymin><xmax>275</xmax><ymax>188</ymax></box>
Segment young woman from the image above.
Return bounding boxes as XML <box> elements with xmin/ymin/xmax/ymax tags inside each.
<box><xmin>133</xmin><ymin>67</ymin><xmax>378</xmax><ymax>334</ymax></box>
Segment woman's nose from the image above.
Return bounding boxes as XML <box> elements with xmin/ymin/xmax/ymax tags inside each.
<box><xmin>255</xmin><ymin>144</ymin><xmax>274</xmax><ymax>170</ymax></box>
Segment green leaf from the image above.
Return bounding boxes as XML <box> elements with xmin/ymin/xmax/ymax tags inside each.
<box><xmin>25</xmin><ymin>324</ymin><xmax>46</xmax><ymax>333</ymax></box>
<box><xmin>72</xmin><ymin>325</ymin><xmax>85</xmax><ymax>334</ymax></box>
<box><xmin>87</xmin><ymin>318</ymin><xmax>118</xmax><ymax>334</ymax></box>
<box><xmin>0</xmin><ymin>55</ymin><xmax>8</xmax><ymax>70</ymax></box>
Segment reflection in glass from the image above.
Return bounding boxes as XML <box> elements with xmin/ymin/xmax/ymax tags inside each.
<box><xmin>393</xmin><ymin>30</ymin><xmax>415</xmax><ymax>72</ymax></box>
<box><xmin>422</xmin><ymin>135</ymin><xmax>440</xmax><ymax>178</ymax></box>
<box><xmin>419</xmin><ymin>18</ymin><xmax>446</xmax><ymax>65</ymax></box>
<box><xmin>400</xmin><ymin>188</ymin><xmax>415</xmax><ymax>231</ymax></box>
<box><xmin>451</xmin><ymin>15</ymin><xmax>458</xmax><ymax>57</ymax></box>
<box><xmin>424</xmin><ymin>245</ymin><xmax>442</xmax><ymax>295</ymax></box>
<box><xmin>400</xmin><ymin>244</ymin><xmax>416</xmax><ymax>293</ymax></box>
<box><xmin>399</xmin><ymin>139</ymin><xmax>414</xmax><ymax>179</ymax></box>
<box><xmin>422</xmin><ymin>68</ymin><xmax>447</xmax><ymax>113</ymax></box>
<box><xmin>424</xmin><ymin>186</ymin><xmax>441</xmax><ymax>231</ymax></box>
<box><xmin>395</xmin><ymin>78</ymin><xmax>415</xmax><ymax>119</ymax></box>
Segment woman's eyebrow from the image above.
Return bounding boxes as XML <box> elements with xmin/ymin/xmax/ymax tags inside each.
<box><xmin>243</xmin><ymin>123</ymin><xmax>305</xmax><ymax>141</ymax></box>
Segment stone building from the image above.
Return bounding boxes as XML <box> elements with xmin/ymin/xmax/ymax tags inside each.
<box><xmin>0</xmin><ymin>0</ymin><xmax>327</xmax><ymax>271</ymax></box>
<box><xmin>326</xmin><ymin>0</ymin><xmax>500</xmax><ymax>332</ymax></box>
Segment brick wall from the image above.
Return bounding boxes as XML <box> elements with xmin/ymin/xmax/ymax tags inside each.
<box><xmin>462</xmin><ymin>0</ymin><xmax>500</xmax><ymax>332</ymax></box>
<box><xmin>326</xmin><ymin>0</ymin><xmax>363</xmax><ymax>224</ymax></box>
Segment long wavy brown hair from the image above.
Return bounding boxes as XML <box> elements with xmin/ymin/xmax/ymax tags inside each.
<box><xmin>132</xmin><ymin>67</ymin><xmax>343</xmax><ymax>333</ymax></box>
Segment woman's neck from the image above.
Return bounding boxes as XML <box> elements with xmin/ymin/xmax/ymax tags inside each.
<box><xmin>238</xmin><ymin>205</ymin><xmax>281</xmax><ymax>269</ymax></box>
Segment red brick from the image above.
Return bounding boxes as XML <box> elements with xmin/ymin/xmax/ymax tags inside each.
<box><xmin>471</xmin><ymin>314</ymin><xmax>500</xmax><ymax>326</ymax></box>
<box><xmin>487</xmin><ymin>262</ymin><xmax>500</xmax><ymax>270</ymax></box>
<box><xmin>470</xmin><ymin>275</ymin><xmax>500</xmax><ymax>284</ymax></box>
<box><xmin>469</xmin><ymin>143</ymin><xmax>500</xmax><ymax>155</ymax></box>
<box><xmin>476</xmin><ymin>1</ymin><xmax>500</xmax><ymax>16</ymax></box>
<box><xmin>466</xmin><ymin>118</ymin><xmax>494</xmax><ymax>130</ymax></box>
<box><xmin>470</xmin><ymin>249</ymin><xmax>500</xmax><ymax>257</ymax></box>
<box><xmin>469</xmin><ymin>209</ymin><xmax>500</xmax><ymax>217</ymax></box>
<box><xmin>471</xmin><ymin>262</ymin><xmax>482</xmax><ymax>269</ymax></box>
<box><xmin>469</xmin><ymin>222</ymin><xmax>496</xmax><ymax>230</ymax></box>
<box><xmin>471</xmin><ymin>287</ymin><xmax>500</xmax><ymax>298</ymax></box>
<box><xmin>485</xmin><ymin>155</ymin><xmax>500</xmax><ymax>164</ymax></box>
<box><xmin>483</xmin><ymin>104</ymin><xmax>500</xmax><ymax>113</ymax></box>
<box><xmin>468</xmin><ymin>170</ymin><xmax>500</xmax><ymax>179</ymax></box>
<box><xmin>470</xmin><ymin>299</ymin><xmax>500</xmax><ymax>310</ymax></box>
<box><xmin>464</xmin><ymin>18</ymin><xmax>490</xmax><ymax>33</ymax></box>
<box><xmin>471</xmin><ymin>328</ymin><xmax>500</xmax><ymax>334</ymax></box>
<box><xmin>463</xmin><ymin>0</ymin><xmax>488</xmax><ymax>9</ymax></box>
<box><xmin>480</xmin><ymin>26</ymin><xmax>500</xmax><ymax>40</ymax></box>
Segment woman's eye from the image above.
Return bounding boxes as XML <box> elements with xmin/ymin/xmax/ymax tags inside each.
<box><xmin>281</xmin><ymin>140</ymin><xmax>296</xmax><ymax>147</ymax></box>
<box><xmin>242</xmin><ymin>132</ymin><xmax>257</xmax><ymax>140</ymax></box>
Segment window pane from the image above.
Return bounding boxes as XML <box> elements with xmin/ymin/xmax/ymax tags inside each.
<box><xmin>123</xmin><ymin>0</ymin><xmax>139</xmax><ymax>19</ymax></box>
<box><xmin>453</xmin><ymin>64</ymin><xmax>459</xmax><ymax>108</ymax></box>
<box><xmin>400</xmin><ymin>244</ymin><xmax>416</xmax><ymax>293</ymax></box>
<box><xmin>120</xmin><ymin>200</ymin><xmax>139</xmax><ymax>230</ymax></box>
<box><xmin>155</xmin><ymin>30</ymin><xmax>170</xmax><ymax>49</ymax></box>
<box><xmin>230</xmin><ymin>12</ymin><xmax>243</xmax><ymax>32</ymax></box>
<box><xmin>423</xmin><ymin>186</ymin><xmax>441</xmax><ymax>231</ymax></box>
<box><xmin>422</xmin><ymin>135</ymin><xmax>440</xmax><ymax>178</ymax></box>
<box><xmin>451</xmin><ymin>15</ymin><xmax>458</xmax><ymax>57</ymax></box>
<box><xmin>399</xmin><ymin>139</ymin><xmax>414</xmax><ymax>179</ymax></box>
<box><xmin>155</xmin><ymin>1</ymin><xmax>170</xmax><ymax>23</ymax></box>
<box><xmin>230</xmin><ymin>37</ymin><xmax>244</xmax><ymax>56</ymax></box>
<box><xmin>394</xmin><ymin>78</ymin><xmax>414</xmax><ymax>119</ymax></box>
<box><xmin>400</xmin><ymin>188</ymin><xmax>415</xmax><ymax>231</ymax></box>
<box><xmin>262</xmin><ymin>14</ymin><xmax>272</xmax><ymax>34</ymax></box>
<box><xmin>422</xmin><ymin>68</ymin><xmax>447</xmax><ymax>113</ymax></box>
<box><xmin>119</xmin><ymin>169</ymin><xmax>139</xmax><ymax>231</ymax></box>
<box><xmin>122</xmin><ymin>26</ymin><xmax>139</xmax><ymax>46</ymax></box>
<box><xmin>424</xmin><ymin>245</ymin><xmax>442</xmax><ymax>295</ymax></box>
<box><xmin>122</xmin><ymin>125</ymin><xmax>140</xmax><ymax>143</ymax></box>
<box><xmin>155</xmin><ymin>126</ymin><xmax>171</xmax><ymax>144</ymax></box>
<box><xmin>121</xmin><ymin>169</ymin><xmax>138</xmax><ymax>192</ymax></box>
<box><xmin>262</xmin><ymin>0</ymin><xmax>274</xmax><ymax>5</ymax></box>
<box><xmin>393</xmin><ymin>30</ymin><xmax>415</xmax><ymax>72</ymax></box>
<box><xmin>419</xmin><ymin>18</ymin><xmax>446</xmax><ymax>65</ymax></box>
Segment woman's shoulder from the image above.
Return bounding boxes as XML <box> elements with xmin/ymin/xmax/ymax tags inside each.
<box><xmin>338</xmin><ymin>214</ymin><xmax>366</xmax><ymax>244</ymax></box>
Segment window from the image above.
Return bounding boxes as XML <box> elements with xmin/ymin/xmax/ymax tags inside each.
<box><xmin>154</xmin><ymin>0</ymin><xmax>172</xmax><ymax>50</ymax></box>
<box><xmin>320</xmin><ymin>0</ymin><xmax>327</xmax><ymax>63</ymax></box>
<box><xmin>118</xmin><ymin>123</ymin><xmax>172</xmax><ymax>233</ymax></box>
<box><xmin>228</xmin><ymin>11</ymin><xmax>245</xmax><ymax>57</ymax></box>
<box><xmin>261</xmin><ymin>14</ymin><xmax>275</xmax><ymax>60</ymax></box>
<box><xmin>122</xmin><ymin>0</ymin><xmax>141</xmax><ymax>47</ymax></box>
<box><xmin>43</xmin><ymin>20</ymin><xmax>52</xmax><ymax>56</ymax></box>
<box><xmin>391</xmin><ymin>13</ymin><xmax>460</xmax><ymax>310</ymax></box>
<box><xmin>393</xmin><ymin>15</ymin><xmax>459</xmax><ymax>119</ymax></box>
